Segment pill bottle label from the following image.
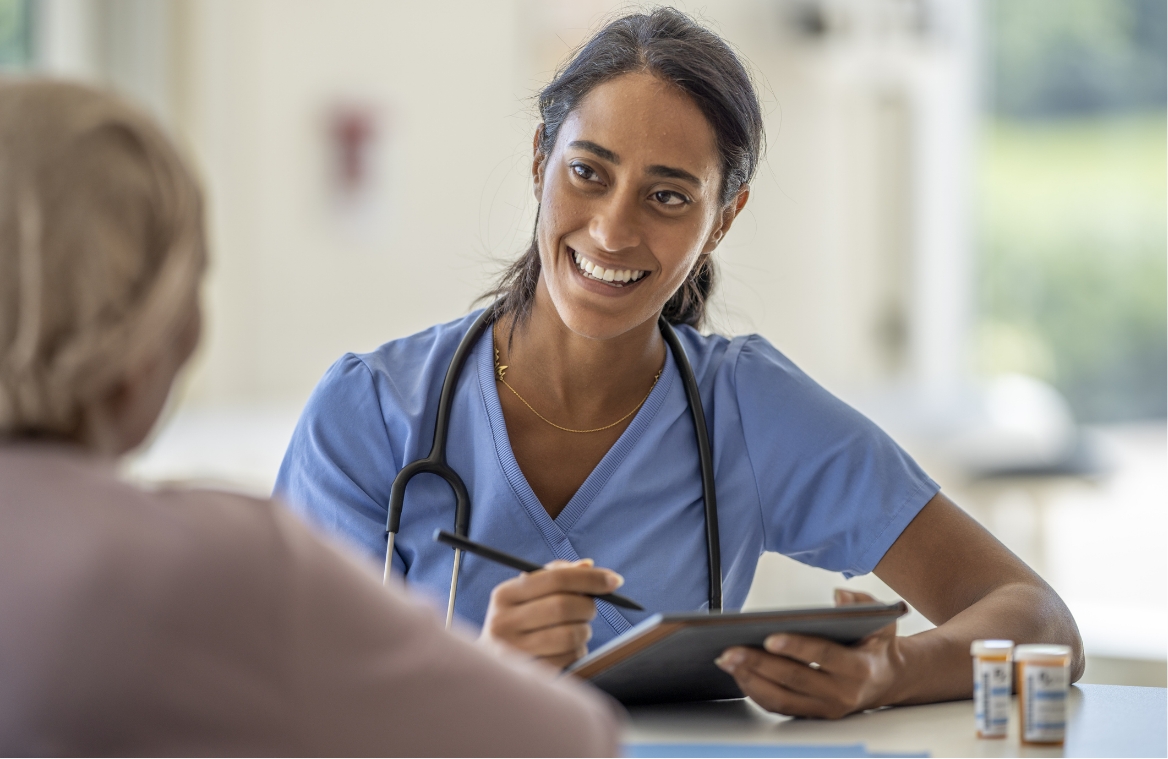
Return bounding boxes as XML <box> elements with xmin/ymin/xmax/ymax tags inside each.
<box><xmin>974</xmin><ymin>658</ymin><xmax>1011</xmax><ymax>737</ymax></box>
<box><xmin>1020</xmin><ymin>663</ymin><xmax>1067</xmax><ymax>743</ymax></box>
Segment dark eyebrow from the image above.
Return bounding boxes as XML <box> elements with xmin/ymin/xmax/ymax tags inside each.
<box><xmin>568</xmin><ymin>140</ymin><xmax>620</xmax><ymax>163</ymax></box>
<box><xmin>647</xmin><ymin>164</ymin><xmax>703</xmax><ymax>187</ymax></box>
<box><xmin>569</xmin><ymin>140</ymin><xmax>704</xmax><ymax>188</ymax></box>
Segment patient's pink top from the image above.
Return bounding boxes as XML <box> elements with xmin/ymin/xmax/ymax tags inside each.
<box><xmin>0</xmin><ymin>443</ymin><xmax>621</xmax><ymax>756</ymax></box>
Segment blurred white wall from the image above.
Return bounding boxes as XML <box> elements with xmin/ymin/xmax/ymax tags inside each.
<box><xmin>35</xmin><ymin>0</ymin><xmax>977</xmax><ymax>410</ymax></box>
<box><xmin>177</xmin><ymin>0</ymin><xmax>534</xmax><ymax>405</ymax></box>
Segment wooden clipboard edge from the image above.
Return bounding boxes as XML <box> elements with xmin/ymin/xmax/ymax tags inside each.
<box><xmin>570</xmin><ymin>601</ymin><xmax>908</xmax><ymax>680</ymax></box>
<box><xmin>569</xmin><ymin>622</ymin><xmax>684</xmax><ymax>678</ymax></box>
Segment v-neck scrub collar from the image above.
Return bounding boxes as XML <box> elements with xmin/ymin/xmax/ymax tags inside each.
<box><xmin>475</xmin><ymin>327</ymin><xmax>678</xmax><ymax>636</ymax></box>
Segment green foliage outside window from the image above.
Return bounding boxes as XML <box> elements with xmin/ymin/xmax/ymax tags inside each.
<box><xmin>980</xmin><ymin>0</ymin><xmax>1167</xmax><ymax>422</ymax></box>
<box><xmin>0</xmin><ymin>0</ymin><xmax>33</xmax><ymax>69</ymax></box>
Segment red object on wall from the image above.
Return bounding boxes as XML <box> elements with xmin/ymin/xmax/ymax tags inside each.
<box><xmin>329</xmin><ymin>106</ymin><xmax>377</xmax><ymax>196</ymax></box>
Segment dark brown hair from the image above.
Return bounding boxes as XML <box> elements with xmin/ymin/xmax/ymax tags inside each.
<box><xmin>486</xmin><ymin>7</ymin><xmax>764</xmax><ymax>328</ymax></box>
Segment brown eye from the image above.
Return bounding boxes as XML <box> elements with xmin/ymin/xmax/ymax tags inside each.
<box><xmin>571</xmin><ymin>163</ymin><xmax>599</xmax><ymax>182</ymax></box>
<box><xmin>653</xmin><ymin>190</ymin><xmax>688</xmax><ymax>206</ymax></box>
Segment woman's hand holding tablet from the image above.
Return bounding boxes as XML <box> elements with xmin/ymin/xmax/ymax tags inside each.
<box><xmin>715</xmin><ymin>590</ymin><xmax>902</xmax><ymax>719</ymax></box>
<box><xmin>568</xmin><ymin>598</ymin><xmax>907</xmax><ymax>704</ymax></box>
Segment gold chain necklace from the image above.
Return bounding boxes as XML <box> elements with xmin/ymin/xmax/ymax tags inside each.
<box><xmin>494</xmin><ymin>344</ymin><xmax>661</xmax><ymax>434</ymax></box>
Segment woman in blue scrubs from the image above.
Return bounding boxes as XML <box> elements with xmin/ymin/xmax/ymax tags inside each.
<box><xmin>276</xmin><ymin>8</ymin><xmax>1083</xmax><ymax>718</ymax></box>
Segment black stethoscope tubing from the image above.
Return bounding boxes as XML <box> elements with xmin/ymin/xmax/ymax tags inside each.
<box><xmin>383</xmin><ymin>303</ymin><xmax>722</xmax><ymax>628</ymax></box>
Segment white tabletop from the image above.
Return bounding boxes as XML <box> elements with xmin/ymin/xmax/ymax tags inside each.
<box><xmin>623</xmin><ymin>684</ymin><xmax>1166</xmax><ymax>757</ymax></box>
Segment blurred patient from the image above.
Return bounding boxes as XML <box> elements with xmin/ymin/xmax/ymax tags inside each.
<box><xmin>0</xmin><ymin>80</ymin><xmax>619</xmax><ymax>756</ymax></box>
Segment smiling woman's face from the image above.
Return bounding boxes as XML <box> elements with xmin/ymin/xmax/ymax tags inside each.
<box><xmin>533</xmin><ymin>72</ymin><xmax>743</xmax><ymax>341</ymax></box>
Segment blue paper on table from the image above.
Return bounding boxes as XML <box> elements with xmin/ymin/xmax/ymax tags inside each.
<box><xmin>624</xmin><ymin>743</ymin><xmax>928</xmax><ymax>758</ymax></box>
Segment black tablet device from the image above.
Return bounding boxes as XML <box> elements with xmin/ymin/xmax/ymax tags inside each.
<box><xmin>567</xmin><ymin>602</ymin><xmax>908</xmax><ymax>705</ymax></box>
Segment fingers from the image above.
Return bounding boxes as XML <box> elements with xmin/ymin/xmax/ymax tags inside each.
<box><xmin>518</xmin><ymin>618</ymin><xmax>593</xmax><ymax>659</ymax></box>
<box><xmin>482</xmin><ymin>560</ymin><xmax>618</xmax><ymax>668</ymax></box>
<box><xmin>831</xmin><ymin>589</ymin><xmax>897</xmax><ymax>641</ymax></box>
<box><xmin>762</xmin><ymin>633</ymin><xmax>845</xmax><ymax>673</ymax></box>
<box><xmin>491</xmin><ymin>563</ymin><xmax>623</xmax><ymax>607</ymax></box>
<box><xmin>734</xmin><ymin>633</ymin><xmax>876</xmax><ymax>708</ymax></box>
<box><xmin>732</xmin><ymin>672</ymin><xmax>827</xmax><ymax>717</ymax></box>
<box><xmin>488</xmin><ymin>591</ymin><xmax>597</xmax><ymax>637</ymax></box>
<box><xmin>485</xmin><ymin>591</ymin><xmax>594</xmax><ymax>667</ymax></box>
<box><xmin>715</xmin><ymin>647</ymin><xmax>852</xmax><ymax>719</ymax></box>
<box><xmin>717</xmin><ymin>646</ymin><xmax>827</xmax><ymax>696</ymax></box>
<box><xmin>717</xmin><ymin>591</ymin><xmax>901</xmax><ymax>719</ymax></box>
<box><xmin>834</xmin><ymin>588</ymin><xmax>877</xmax><ymax>606</ymax></box>
<box><xmin>542</xmin><ymin>649</ymin><xmax>590</xmax><ymax>670</ymax></box>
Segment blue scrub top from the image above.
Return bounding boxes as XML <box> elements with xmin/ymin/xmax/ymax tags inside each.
<box><xmin>274</xmin><ymin>311</ymin><xmax>939</xmax><ymax>650</ymax></box>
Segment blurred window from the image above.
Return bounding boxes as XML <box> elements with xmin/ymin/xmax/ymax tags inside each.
<box><xmin>0</xmin><ymin>0</ymin><xmax>33</xmax><ymax>69</ymax></box>
<box><xmin>979</xmin><ymin>0</ymin><xmax>1167</xmax><ymax>422</ymax></box>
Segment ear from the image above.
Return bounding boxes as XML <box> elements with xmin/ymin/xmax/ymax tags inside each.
<box><xmin>83</xmin><ymin>362</ymin><xmax>151</xmax><ymax>457</ymax></box>
<box><xmin>702</xmin><ymin>184</ymin><xmax>750</xmax><ymax>254</ymax></box>
<box><xmin>88</xmin><ymin>303</ymin><xmax>202</xmax><ymax>456</ymax></box>
<box><xmin>532</xmin><ymin>124</ymin><xmax>548</xmax><ymax>201</ymax></box>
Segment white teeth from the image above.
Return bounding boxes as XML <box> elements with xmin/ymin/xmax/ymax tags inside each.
<box><xmin>573</xmin><ymin>253</ymin><xmax>647</xmax><ymax>285</ymax></box>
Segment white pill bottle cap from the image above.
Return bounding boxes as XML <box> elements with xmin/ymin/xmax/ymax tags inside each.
<box><xmin>1014</xmin><ymin>644</ymin><xmax>1072</xmax><ymax>661</ymax></box>
<box><xmin>971</xmin><ymin>639</ymin><xmax>1015</xmax><ymax>657</ymax></box>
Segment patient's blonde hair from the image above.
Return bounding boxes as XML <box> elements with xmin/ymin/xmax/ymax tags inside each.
<box><xmin>0</xmin><ymin>80</ymin><xmax>206</xmax><ymax>449</ymax></box>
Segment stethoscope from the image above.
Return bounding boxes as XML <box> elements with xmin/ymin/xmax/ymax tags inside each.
<box><xmin>382</xmin><ymin>303</ymin><xmax>722</xmax><ymax>628</ymax></box>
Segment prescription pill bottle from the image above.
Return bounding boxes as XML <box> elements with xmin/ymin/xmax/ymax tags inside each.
<box><xmin>1015</xmin><ymin>644</ymin><xmax>1072</xmax><ymax>745</ymax></box>
<box><xmin>971</xmin><ymin>639</ymin><xmax>1013</xmax><ymax>738</ymax></box>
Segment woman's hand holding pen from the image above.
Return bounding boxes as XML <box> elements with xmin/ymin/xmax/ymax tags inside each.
<box><xmin>481</xmin><ymin>559</ymin><xmax>624</xmax><ymax>669</ymax></box>
<box><xmin>715</xmin><ymin>590</ymin><xmax>904</xmax><ymax>719</ymax></box>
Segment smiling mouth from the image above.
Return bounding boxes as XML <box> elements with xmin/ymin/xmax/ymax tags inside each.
<box><xmin>572</xmin><ymin>249</ymin><xmax>649</xmax><ymax>286</ymax></box>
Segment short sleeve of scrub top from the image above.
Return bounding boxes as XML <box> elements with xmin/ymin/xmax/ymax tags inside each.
<box><xmin>274</xmin><ymin>311</ymin><xmax>940</xmax><ymax>650</ymax></box>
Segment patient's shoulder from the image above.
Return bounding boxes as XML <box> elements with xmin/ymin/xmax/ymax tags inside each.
<box><xmin>0</xmin><ymin>443</ymin><xmax>386</xmax><ymax>751</ymax></box>
<box><xmin>0</xmin><ymin>444</ymin><xmax>285</xmax><ymax>601</ymax></box>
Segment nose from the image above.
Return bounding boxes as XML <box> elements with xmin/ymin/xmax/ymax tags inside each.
<box><xmin>588</xmin><ymin>189</ymin><xmax>641</xmax><ymax>253</ymax></box>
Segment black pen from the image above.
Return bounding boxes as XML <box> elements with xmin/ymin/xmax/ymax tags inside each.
<box><xmin>433</xmin><ymin>530</ymin><xmax>644</xmax><ymax>611</ymax></box>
